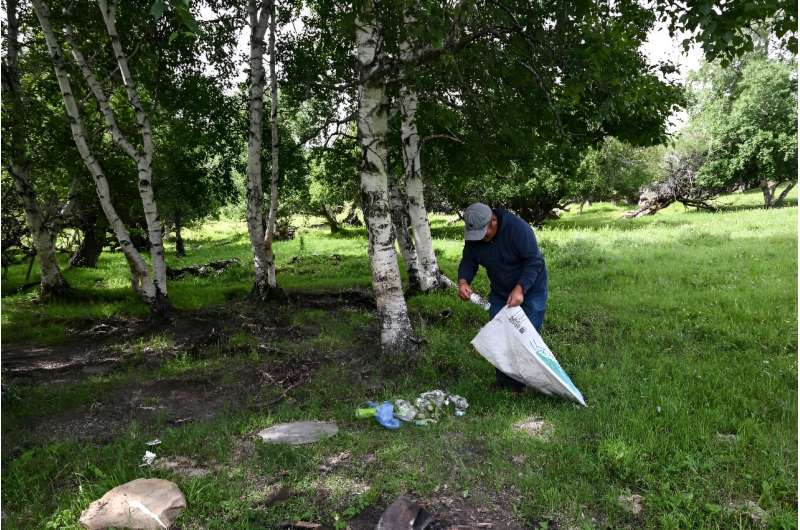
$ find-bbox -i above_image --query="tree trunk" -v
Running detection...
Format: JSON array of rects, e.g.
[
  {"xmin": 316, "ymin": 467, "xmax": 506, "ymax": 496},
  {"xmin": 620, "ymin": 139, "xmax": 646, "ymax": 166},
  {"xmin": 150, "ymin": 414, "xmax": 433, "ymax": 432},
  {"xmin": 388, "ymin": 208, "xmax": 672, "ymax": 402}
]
[
  {"xmin": 245, "ymin": 0, "xmax": 273, "ymax": 299},
  {"xmin": 343, "ymin": 203, "xmax": 362, "ymax": 226},
  {"xmin": 388, "ymin": 169, "xmax": 421, "ymax": 293},
  {"xmin": 70, "ymin": 213, "xmax": 106, "ymax": 268},
  {"xmin": 262, "ymin": 0, "xmax": 281, "ymax": 297},
  {"xmin": 9, "ymin": 168, "xmax": 70, "ymax": 297},
  {"xmin": 33, "ymin": 0, "xmax": 164, "ymax": 314},
  {"xmin": 174, "ymin": 214, "xmax": 186, "ymax": 257},
  {"xmin": 398, "ymin": 19, "xmax": 445, "ymax": 293},
  {"xmin": 96, "ymin": 0, "xmax": 168, "ymax": 300},
  {"xmin": 773, "ymin": 181, "xmax": 795, "ymax": 207},
  {"xmin": 3, "ymin": 0, "xmax": 69, "ymax": 299},
  {"xmin": 321, "ymin": 205, "xmax": 341, "ymax": 234},
  {"xmin": 760, "ymin": 179, "xmax": 779, "ymax": 208},
  {"xmin": 357, "ymin": 8, "xmax": 415, "ymax": 352}
]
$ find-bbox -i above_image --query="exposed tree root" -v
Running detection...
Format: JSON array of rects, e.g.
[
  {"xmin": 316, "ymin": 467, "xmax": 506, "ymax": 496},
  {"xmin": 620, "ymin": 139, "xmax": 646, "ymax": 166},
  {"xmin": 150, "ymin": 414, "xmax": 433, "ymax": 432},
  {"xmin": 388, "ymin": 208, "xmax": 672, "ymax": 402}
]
[{"xmin": 249, "ymin": 283, "xmax": 288, "ymax": 304}]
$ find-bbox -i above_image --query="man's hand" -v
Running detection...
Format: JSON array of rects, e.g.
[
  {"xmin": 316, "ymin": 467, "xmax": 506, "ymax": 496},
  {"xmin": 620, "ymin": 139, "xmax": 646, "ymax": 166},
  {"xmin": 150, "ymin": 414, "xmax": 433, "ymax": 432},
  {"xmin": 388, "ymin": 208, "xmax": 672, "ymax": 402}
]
[
  {"xmin": 506, "ymin": 284, "xmax": 524, "ymax": 307},
  {"xmin": 458, "ymin": 279, "xmax": 473, "ymax": 301}
]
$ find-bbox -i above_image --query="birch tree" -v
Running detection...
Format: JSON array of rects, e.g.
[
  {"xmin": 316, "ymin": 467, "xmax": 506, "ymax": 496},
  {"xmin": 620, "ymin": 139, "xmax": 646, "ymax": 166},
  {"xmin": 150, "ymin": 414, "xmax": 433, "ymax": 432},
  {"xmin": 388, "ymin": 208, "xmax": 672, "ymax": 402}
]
[
  {"xmin": 397, "ymin": 11, "xmax": 448, "ymax": 293},
  {"xmin": 356, "ymin": 5, "xmax": 415, "ymax": 350},
  {"xmin": 264, "ymin": 0, "xmax": 280, "ymax": 292},
  {"xmin": 96, "ymin": 0, "xmax": 168, "ymax": 301},
  {"xmin": 388, "ymin": 168, "xmax": 421, "ymax": 292},
  {"xmin": 245, "ymin": 0, "xmax": 282, "ymax": 301},
  {"xmin": 32, "ymin": 0, "xmax": 168, "ymax": 316},
  {"xmin": 2, "ymin": 0, "xmax": 70, "ymax": 298}
]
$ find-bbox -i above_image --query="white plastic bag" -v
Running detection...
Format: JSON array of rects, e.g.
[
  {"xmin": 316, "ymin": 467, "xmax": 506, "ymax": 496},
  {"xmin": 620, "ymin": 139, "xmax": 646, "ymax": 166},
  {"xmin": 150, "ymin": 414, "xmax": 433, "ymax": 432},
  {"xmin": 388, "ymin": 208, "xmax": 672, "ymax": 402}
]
[{"xmin": 471, "ymin": 305, "xmax": 586, "ymax": 406}]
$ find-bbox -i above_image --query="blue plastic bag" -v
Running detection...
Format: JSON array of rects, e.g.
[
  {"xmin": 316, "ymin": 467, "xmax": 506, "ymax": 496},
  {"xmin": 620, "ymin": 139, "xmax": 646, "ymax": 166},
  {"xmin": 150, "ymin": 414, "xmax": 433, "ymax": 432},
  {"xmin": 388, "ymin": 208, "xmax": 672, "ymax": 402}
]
[{"xmin": 374, "ymin": 401, "xmax": 401, "ymax": 429}]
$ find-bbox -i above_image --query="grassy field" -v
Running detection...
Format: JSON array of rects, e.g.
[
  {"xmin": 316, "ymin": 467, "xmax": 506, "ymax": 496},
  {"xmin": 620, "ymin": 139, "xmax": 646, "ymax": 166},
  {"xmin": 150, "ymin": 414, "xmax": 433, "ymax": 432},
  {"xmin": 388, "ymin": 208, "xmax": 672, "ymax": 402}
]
[{"xmin": 2, "ymin": 189, "xmax": 797, "ymax": 529}]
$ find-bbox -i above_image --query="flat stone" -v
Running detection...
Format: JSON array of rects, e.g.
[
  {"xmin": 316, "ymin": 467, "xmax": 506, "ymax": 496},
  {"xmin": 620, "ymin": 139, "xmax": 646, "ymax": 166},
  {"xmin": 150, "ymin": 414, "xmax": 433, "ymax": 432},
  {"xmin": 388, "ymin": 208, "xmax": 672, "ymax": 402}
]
[
  {"xmin": 257, "ymin": 421, "xmax": 338, "ymax": 445},
  {"xmin": 377, "ymin": 496, "xmax": 433, "ymax": 530},
  {"xmin": 79, "ymin": 478, "xmax": 186, "ymax": 529}
]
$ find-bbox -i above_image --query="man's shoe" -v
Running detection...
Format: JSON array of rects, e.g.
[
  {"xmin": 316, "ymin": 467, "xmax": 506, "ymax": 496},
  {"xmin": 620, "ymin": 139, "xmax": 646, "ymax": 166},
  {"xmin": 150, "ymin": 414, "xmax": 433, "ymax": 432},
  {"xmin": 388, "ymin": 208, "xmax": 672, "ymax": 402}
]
[{"xmin": 490, "ymin": 381, "xmax": 526, "ymax": 394}]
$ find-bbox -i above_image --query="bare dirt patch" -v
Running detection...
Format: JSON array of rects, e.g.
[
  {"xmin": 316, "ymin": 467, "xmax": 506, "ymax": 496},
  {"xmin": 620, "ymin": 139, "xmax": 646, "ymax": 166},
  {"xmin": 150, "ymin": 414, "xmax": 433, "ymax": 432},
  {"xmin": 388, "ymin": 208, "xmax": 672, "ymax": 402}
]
[
  {"xmin": 2, "ymin": 292, "xmax": 380, "ymax": 457},
  {"xmin": 347, "ymin": 487, "xmax": 527, "ymax": 530},
  {"xmin": 2, "ymin": 290, "xmax": 376, "ymax": 386}
]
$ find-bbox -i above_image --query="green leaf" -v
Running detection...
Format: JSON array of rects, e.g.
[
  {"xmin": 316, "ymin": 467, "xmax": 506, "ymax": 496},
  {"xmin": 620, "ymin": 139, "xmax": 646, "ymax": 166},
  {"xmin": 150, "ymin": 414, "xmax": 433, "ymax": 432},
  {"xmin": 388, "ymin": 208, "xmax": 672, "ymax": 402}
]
[
  {"xmin": 149, "ymin": 0, "xmax": 165, "ymax": 20},
  {"xmin": 177, "ymin": 7, "xmax": 200, "ymax": 34},
  {"xmin": 169, "ymin": 30, "xmax": 179, "ymax": 43}
]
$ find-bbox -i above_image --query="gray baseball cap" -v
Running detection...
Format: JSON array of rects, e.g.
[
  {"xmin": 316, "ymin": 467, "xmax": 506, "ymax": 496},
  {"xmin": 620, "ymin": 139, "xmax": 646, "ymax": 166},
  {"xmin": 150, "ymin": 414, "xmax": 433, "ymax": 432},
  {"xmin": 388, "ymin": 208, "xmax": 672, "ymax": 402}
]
[{"xmin": 463, "ymin": 202, "xmax": 493, "ymax": 241}]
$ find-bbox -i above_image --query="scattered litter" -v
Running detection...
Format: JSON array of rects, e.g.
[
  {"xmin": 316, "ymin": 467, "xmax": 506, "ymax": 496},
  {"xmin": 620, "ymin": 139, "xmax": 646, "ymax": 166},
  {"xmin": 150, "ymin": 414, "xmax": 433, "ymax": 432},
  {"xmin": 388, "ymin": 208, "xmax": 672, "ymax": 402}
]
[
  {"xmin": 451, "ymin": 395, "xmax": 469, "ymax": 417},
  {"xmin": 146, "ymin": 438, "xmax": 162, "ymax": 446},
  {"xmin": 618, "ymin": 493, "xmax": 643, "ymax": 515},
  {"xmin": 356, "ymin": 402, "xmax": 401, "ymax": 429},
  {"xmin": 469, "ymin": 292, "xmax": 491, "ymax": 310},
  {"xmin": 375, "ymin": 402, "xmax": 401, "ymax": 429},
  {"xmin": 356, "ymin": 390, "xmax": 469, "ymax": 430},
  {"xmin": 414, "ymin": 390, "xmax": 469, "ymax": 422},
  {"xmin": 394, "ymin": 399, "xmax": 417, "ymax": 421},
  {"xmin": 140, "ymin": 450, "xmax": 157, "ymax": 467}
]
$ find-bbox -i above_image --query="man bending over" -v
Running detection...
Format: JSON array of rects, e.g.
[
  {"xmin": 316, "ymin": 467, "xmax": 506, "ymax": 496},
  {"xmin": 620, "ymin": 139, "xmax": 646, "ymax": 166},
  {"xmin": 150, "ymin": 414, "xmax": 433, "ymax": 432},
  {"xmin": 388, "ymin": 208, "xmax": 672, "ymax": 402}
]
[{"xmin": 457, "ymin": 202, "xmax": 548, "ymax": 392}]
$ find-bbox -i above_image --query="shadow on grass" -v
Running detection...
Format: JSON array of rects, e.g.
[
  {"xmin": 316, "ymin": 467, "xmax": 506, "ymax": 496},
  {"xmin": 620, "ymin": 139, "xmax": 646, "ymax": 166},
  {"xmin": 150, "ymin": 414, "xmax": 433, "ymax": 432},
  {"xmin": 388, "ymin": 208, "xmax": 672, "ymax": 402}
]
[
  {"xmin": 327, "ymin": 226, "xmax": 368, "ymax": 239},
  {"xmin": 711, "ymin": 198, "xmax": 798, "ymax": 213}
]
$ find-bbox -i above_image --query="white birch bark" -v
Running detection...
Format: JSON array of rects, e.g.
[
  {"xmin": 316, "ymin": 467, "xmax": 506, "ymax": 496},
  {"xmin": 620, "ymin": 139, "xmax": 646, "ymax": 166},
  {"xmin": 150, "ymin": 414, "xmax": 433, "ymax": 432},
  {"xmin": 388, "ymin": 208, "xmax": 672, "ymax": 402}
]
[
  {"xmin": 263, "ymin": 0, "xmax": 279, "ymax": 289},
  {"xmin": 246, "ymin": 0, "xmax": 272, "ymax": 296},
  {"xmin": 32, "ymin": 0, "xmax": 158, "ymax": 306},
  {"xmin": 356, "ymin": 9, "xmax": 414, "ymax": 350},
  {"xmin": 8, "ymin": 166, "xmax": 69, "ymax": 296},
  {"xmin": 399, "ymin": 16, "xmax": 445, "ymax": 292},
  {"xmin": 3, "ymin": 0, "xmax": 69, "ymax": 297},
  {"xmin": 96, "ymin": 0, "xmax": 168, "ymax": 299},
  {"xmin": 388, "ymin": 169, "xmax": 421, "ymax": 292}
]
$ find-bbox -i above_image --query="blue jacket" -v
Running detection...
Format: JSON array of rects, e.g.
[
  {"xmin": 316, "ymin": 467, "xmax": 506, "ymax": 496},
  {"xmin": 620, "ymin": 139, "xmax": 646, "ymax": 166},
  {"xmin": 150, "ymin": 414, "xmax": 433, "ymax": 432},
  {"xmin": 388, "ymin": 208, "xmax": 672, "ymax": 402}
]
[{"xmin": 457, "ymin": 208, "xmax": 548, "ymax": 307}]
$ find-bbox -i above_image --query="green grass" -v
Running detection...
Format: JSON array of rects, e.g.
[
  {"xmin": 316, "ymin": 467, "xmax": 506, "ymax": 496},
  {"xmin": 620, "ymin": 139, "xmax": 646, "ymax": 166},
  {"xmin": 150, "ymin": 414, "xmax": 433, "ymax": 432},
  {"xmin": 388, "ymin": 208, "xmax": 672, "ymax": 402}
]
[{"xmin": 2, "ymin": 188, "xmax": 797, "ymax": 529}]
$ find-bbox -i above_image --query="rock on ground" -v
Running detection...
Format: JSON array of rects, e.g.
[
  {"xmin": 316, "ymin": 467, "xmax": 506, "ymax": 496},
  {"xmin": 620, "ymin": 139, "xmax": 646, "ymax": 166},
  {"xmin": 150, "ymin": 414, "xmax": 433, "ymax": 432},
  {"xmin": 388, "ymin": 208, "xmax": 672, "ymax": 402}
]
[
  {"xmin": 257, "ymin": 421, "xmax": 338, "ymax": 445},
  {"xmin": 79, "ymin": 478, "xmax": 186, "ymax": 530},
  {"xmin": 376, "ymin": 496, "xmax": 433, "ymax": 530}
]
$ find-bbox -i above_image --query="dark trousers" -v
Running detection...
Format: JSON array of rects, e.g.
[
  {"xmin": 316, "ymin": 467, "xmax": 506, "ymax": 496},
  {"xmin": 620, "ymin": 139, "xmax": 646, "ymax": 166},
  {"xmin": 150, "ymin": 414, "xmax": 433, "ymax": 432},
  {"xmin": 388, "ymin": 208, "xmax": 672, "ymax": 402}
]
[{"xmin": 488, "ymin": 294, "xmax": 546, "ymax": 390}]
